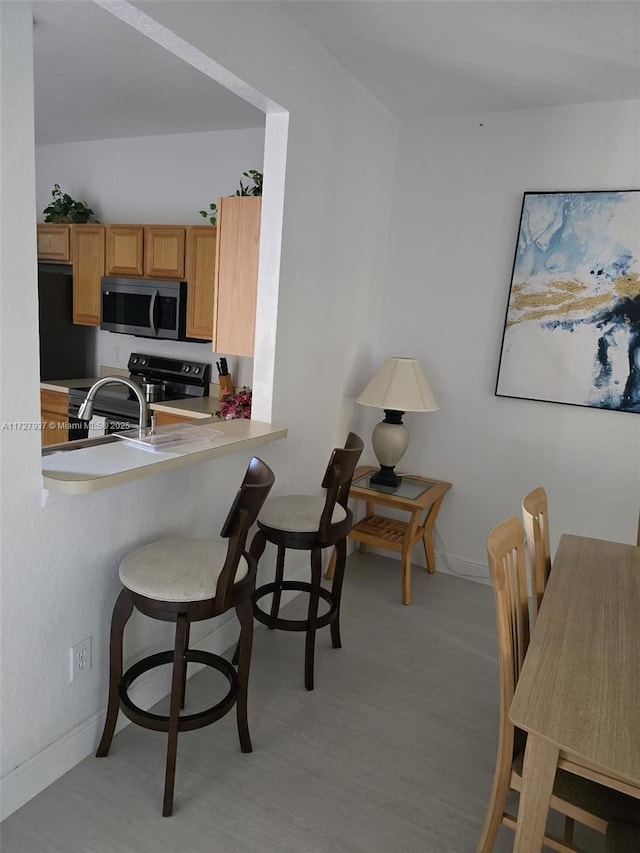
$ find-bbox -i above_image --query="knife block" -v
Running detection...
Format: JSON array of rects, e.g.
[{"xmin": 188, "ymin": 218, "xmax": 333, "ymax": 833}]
[{"xmin": 218, "ymin": 374, "xmax": 234, "ymax": 400}]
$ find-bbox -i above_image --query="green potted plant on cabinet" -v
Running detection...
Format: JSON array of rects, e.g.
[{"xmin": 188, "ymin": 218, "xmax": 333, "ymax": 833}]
[
  {"xmin": 42, "ymin": 184, "xmax": 98, "ymax": 223},
  {"xmin": 198, "ymin": 169, "xmax": 263, "ymax": 226}
]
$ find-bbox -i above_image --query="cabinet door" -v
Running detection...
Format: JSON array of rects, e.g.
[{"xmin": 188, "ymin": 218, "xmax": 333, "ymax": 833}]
[
  {"xmin": 185, "ymin": 226, "xmax": 216, "ymax": 340},
  {"xmin": 37, "ymin": 225, "xmax": 70, "ymax": 261},
  {"xmin": 72, "ymin": 225, "xmax": 105, "ymax": 326},
  {"xmin": 40, "ymin": 389, "xmax": 69, "ymax": 446},
  {"xmin": 144, "ymin": 226, "xmax": 185, "ymax": 278},
  {"xmin": 214, "ymin": 197, "xmax": 261, "ymax": 358},
  {"xmin": 105, "ymin": 225, "xmax": 144, "ymax": 276},
  {"xmin": 152, "ymin": 411, "xmax": 197, "ymax": 427}
]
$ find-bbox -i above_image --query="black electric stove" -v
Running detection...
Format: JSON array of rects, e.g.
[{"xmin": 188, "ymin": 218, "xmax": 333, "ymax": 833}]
[{"xmin": 67, "ymin": 353, "xmax": 211, "ymax": 440}]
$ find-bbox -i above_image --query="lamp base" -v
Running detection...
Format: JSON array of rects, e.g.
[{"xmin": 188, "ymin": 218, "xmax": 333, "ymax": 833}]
[
  {"xmin": 370, "ymin": 412, "xmax": 408, "ymax": 490},
  {"xmin": 370, "ymin": 465, "xmax": 402, "ymax": 489}
]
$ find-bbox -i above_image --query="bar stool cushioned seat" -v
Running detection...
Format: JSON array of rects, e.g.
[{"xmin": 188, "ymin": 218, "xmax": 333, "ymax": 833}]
[
  {"xmin": 119, "ymin": 539, "xmax": 249, "ymax": 600},
  {"xmin": 257, "ymin": 496, "xmax": 347, "ymax": 532},
  {"xmin": 251, "ymin": 432, "xmax": 363, "ymax": 691},
  {"xmin": 95, "ymin": 457, "xmax": 274, "ymax": 817}
]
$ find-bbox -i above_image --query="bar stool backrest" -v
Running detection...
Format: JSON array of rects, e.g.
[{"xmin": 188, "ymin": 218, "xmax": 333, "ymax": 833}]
[
  {"xmin": 318, "ymin": 432, "xmax": 364, "ymax": 541},
  {"xmin": 215, "ymin": 457, "xmax": 275, "ymax": 610}
]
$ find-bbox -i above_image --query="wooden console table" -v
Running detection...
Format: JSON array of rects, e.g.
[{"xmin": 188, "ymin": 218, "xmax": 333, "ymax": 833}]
[{"xmin": 327, "ymin": 466, "xmax": 451, "ymax": 604}]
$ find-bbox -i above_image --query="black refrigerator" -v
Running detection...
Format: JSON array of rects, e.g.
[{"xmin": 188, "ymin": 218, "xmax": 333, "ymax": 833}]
[{"xmin": 38, "ymin": 265, "xmax": 96, "ymax": 380}]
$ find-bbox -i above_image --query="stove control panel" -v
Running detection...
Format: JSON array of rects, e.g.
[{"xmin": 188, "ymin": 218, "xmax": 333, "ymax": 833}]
[{"xmin": 127, "ymin": 353, "xmax": 210, "ymax": 390}]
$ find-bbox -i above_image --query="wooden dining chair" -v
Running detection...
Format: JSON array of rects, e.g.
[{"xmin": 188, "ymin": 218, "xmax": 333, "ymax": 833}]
[
  {"xmin": 522, "ymin": 486, "xmax": 552, "ymax": 618},
  {"xmin": 478, "ymin": 516, "xmax": 640, "ymax": 853}
]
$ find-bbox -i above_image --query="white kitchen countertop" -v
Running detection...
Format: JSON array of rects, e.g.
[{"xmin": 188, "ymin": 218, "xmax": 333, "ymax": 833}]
[
  {"xmin": 40, "ymin": 378, "xmax": 92, "ymax": 393},
  {"xmin": 42, "ymin": 418, "xmax": 286, "ymax": 495},
  {"xmin": 149, "ymin": 396, "xmax": 220, "ymax": 418}
]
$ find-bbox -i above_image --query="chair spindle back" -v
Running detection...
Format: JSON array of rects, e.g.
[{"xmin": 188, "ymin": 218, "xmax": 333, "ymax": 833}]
[{"xmin": 522, "ymin": 486, "xmax": 551, "ymax": 618}]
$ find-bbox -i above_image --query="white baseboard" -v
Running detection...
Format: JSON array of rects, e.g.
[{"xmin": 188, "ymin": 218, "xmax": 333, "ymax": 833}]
[
  {"xmin": 435, "ymin": 551, "xmax": 491, "ymax": 586},
  {"xmin": 351, "ymin": 541, "xmax": 491, "ymax": 587},
  {"xmin": 1, "ymin": 577, "xmax": 307, "ymax": 823}
]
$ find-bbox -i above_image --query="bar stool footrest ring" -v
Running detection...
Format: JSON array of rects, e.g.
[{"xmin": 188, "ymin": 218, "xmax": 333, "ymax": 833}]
[
  {"xmin": 119, "ymin": 649, "xmax": 238, "ymax": 733},
  {"xmin": 253, "ymin": 580, "xmax": 337, "ymax": 631}
]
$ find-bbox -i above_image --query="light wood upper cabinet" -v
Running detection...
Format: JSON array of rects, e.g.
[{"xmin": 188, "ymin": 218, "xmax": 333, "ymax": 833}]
[
  {"xmin": 72, "ymin": 225, "xmax": 105, "ymax": 326},
  {"xmin": 37, "ymin": 224, "xmax": 71, "ymax": 262},
  {"xmin": 104, "ymin": 225, "xmax": 186, "ymax": 279},
  {"xmin": 213, "ymin": 197, "xmax": 261, "ymax": 358},
  {"xmin": 37, "ymin": 220, "xmax": 225, "ymax": 336},
  {"xmin": 185, "ymin": 226, "xmax": 216, "ymax": 340},
  {"xmin": 105, "ymin": 225, "xmax": 144, "ymax": 276},
  {"xmin": 144, "ymin": 226, "xmax": 185, "ymax": 278}
]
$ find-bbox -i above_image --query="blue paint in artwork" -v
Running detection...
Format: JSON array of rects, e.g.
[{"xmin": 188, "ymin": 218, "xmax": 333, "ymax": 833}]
[
  {"xmin": 542, "ymin": 293, "xmax": 640, "ymax": 412},
  {"xmin": 593, "ymin": 294, "xmax": 640, "ymax": 412},
  {"xmin": 515, "ymin": 192, "xmax": 630, "ymax": 285},
  {"xmin": 544, "ymin": 320, "xmax": 577, "ymax": 332},
  {"xmin": 588, "ymin": 252, "xmax": 632, "ymax": 285}
]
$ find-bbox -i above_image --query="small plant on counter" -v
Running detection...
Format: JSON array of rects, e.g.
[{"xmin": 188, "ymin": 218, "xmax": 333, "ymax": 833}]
[
  {"xmin": 198, "ymin": 201, "xmax": 217, "ymax": 226},
  {"xmin": 215, "ymin": 387, "xmax": 252, "ymax": 420},
  {"xmin": 43, "ymin": 184, "xmax": 98, "ymax": 223}
]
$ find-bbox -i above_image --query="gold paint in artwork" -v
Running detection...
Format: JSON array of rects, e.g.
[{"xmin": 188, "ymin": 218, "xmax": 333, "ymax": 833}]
[
  {"xmin": 614, "ymin": 273, "xmax": 640, "ymax": 299},
  {"xmin": 506, "ymin": 277, "xmax": 617, "ymax": 328}
]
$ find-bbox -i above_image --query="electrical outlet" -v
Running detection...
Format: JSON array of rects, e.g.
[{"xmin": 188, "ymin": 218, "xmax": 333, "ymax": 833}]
[{"xmin": 70, "ymin": 637, "xmax": 92, "ymax": 682}]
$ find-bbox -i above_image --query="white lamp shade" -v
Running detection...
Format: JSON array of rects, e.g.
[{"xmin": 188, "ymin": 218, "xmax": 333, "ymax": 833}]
[{"xmin": 356, "ymin": 357, "xmax": 439, "ymax": 412}]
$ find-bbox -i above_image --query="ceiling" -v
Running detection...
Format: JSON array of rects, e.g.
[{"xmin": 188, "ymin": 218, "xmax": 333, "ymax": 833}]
[
  {"xmin": 33, "ymin": 1, "xmax": 640, "ymax": 145},
  {"xmin": 32, "ymin": 1, "xmax": 265, "ymax": 144},
  {"xmin": 282, "ymin": 0, "xmax": 640, "ymax": 119}
]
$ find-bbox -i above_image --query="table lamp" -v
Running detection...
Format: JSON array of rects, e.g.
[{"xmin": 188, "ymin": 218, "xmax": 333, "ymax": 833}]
[{"xmin": 356, "ymin": 357, "xmax": 438, "ymax": 488}]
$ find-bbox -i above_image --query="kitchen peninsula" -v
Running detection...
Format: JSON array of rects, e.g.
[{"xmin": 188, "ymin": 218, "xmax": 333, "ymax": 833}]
[
  {"xmin": 42, "ymin": 417, "xmax": 286, "ymax": 495},
  {"xmin": 39, "ymin": 349, "xmax": 286, "ymax": 495}
]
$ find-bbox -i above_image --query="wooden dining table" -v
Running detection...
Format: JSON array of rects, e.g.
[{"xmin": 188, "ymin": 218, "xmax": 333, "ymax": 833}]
[{"xmin": 509, "ymin": 533, "xmax": 640, "ymax": 851}]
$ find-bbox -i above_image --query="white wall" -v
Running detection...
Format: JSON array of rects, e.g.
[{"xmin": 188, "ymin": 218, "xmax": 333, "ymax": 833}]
[
  {"xmin": 1, "ymin": 0, "xmax": 396, "ymax": 816},
  {"xmin": 376, "ymin": 100, "xmax": 640, "ymax": 581},
  {"xmin": 36, "ymin": 128, "xmax": 265, "ymax": 384},
  {"xmin": 36, "ymin": 129, "xmax": 265, "ymax": 225}
]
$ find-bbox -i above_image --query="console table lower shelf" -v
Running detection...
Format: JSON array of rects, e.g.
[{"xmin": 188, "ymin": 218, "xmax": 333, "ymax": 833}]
[{"xmin": 327, "ymin": 467, "xmax": 452, "ymax": 604}]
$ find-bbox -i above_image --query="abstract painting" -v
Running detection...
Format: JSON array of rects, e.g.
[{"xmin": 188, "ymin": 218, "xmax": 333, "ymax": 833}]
[{"xmin": 496, "ymin": 190, "xmax": 640, "ymax": 413}]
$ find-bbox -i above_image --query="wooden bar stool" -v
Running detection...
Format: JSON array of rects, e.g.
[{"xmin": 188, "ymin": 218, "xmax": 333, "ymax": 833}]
[
  {"xmin": 251, "ymin": 433, "xmax": 363, "ymax": 690},
  {"xmin": 95, "ymin": 457, "xmax": 274, "ymax": 816}
]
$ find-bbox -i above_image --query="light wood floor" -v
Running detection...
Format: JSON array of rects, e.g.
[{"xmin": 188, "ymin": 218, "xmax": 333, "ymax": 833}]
[{"xmin": 1, "ymin": 552, "xmax": 604, "ymax": 852}]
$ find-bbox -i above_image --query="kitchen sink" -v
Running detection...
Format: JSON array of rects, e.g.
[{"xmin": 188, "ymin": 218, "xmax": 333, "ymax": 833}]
[
  {"xmin": 42, "ymin": 425, "xmax": 224, "ymax": 459},
  {"xmin": 115, "ymin": 423, "xmax": 223, "ymax": 451},
  {"xmin": 42, "ymin": 434, "xmax": 121, "ymax": 456}
]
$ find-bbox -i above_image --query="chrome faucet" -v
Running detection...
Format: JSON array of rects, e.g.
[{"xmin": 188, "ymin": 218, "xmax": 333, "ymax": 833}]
[{"xmin": 77, "ymin": 377, "xmax": 153, "ymax": 439}]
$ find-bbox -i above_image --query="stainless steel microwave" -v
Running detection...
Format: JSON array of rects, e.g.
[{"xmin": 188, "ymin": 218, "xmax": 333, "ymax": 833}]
[{"xmin": 100, "ymin": 276, "xmax": 187, "ymax": 340}]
